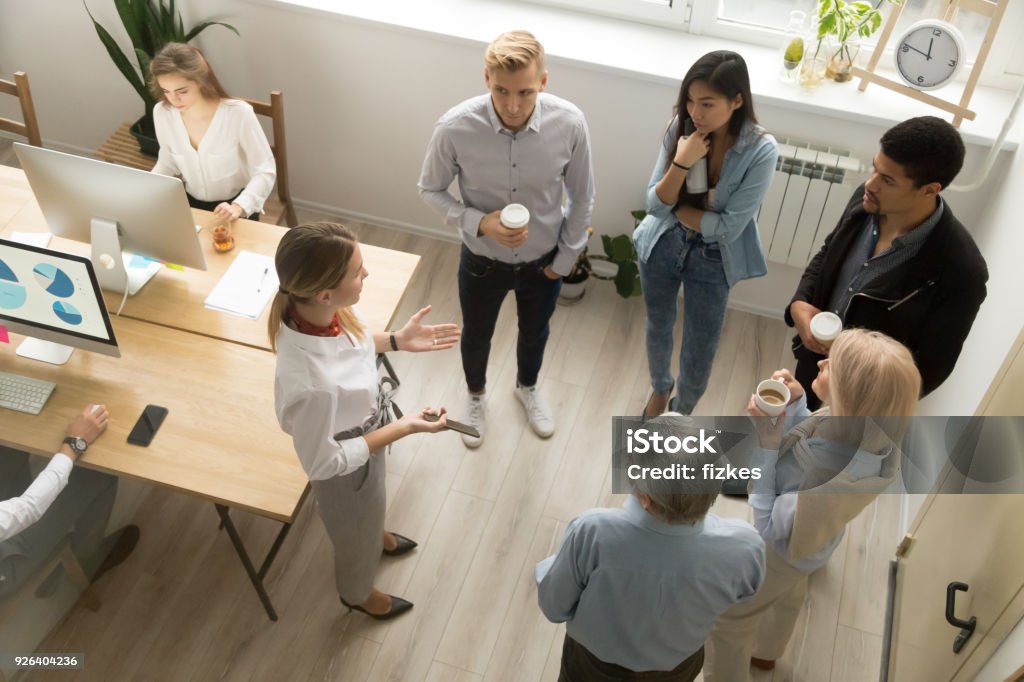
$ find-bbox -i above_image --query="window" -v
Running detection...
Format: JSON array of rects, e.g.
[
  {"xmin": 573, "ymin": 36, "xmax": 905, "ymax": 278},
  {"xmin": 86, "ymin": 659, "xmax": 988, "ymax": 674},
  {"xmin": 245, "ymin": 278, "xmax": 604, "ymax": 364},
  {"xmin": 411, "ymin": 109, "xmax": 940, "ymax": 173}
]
[{"xmin": 527, "ymin": 0, "xmax": 1023, "ymax": 86}]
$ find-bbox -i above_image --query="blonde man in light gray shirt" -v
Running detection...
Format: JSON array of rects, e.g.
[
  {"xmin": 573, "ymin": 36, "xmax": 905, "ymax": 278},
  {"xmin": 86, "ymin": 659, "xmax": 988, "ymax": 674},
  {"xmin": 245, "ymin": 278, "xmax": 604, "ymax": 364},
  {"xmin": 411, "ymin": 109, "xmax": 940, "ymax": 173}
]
[{"xmin": 418, "ymin": 30, "xmax": 595, "ymax": 448}]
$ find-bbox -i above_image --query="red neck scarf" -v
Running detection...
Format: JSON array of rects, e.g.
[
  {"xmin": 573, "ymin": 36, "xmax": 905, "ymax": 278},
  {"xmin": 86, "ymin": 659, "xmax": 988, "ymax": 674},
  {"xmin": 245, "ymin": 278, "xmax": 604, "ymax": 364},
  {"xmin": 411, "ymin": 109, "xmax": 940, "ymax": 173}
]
[{"xmin": 286, "ymin": 304, "xmax": 342, "ymax": 337}]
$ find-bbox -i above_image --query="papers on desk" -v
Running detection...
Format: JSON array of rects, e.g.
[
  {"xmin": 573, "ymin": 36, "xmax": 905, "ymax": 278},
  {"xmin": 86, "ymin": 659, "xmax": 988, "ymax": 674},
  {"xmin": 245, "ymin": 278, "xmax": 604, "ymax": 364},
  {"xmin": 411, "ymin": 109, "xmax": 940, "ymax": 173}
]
[
  {"xmin": 9, "ymin": 231, "xmax": 52, "ymax": 248},
  {"xmin": 204, "ymin": 250, "xmax": 279, "ymax": 320}
]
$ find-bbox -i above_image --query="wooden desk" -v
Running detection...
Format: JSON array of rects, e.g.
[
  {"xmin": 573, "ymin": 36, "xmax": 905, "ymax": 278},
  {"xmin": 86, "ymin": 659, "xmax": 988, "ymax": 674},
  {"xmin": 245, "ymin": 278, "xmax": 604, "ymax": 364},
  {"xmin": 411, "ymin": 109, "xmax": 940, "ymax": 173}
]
[
  {"xmin": 0, "ymin": 165, "xmax": 422, "ymax": 619},
  {"xmin": 0, "ymin": 318, "xmax": 305, "ymax": 522},
  {"xmin": 0, "ymin": 168, "xmax": 421, "ymax": 348}
]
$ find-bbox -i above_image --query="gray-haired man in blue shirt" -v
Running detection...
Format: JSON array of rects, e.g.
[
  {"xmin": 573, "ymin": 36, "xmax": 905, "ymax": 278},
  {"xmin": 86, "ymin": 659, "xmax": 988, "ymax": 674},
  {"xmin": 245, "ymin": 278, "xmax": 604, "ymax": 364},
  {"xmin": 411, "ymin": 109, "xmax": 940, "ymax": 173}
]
[
  {"xmin": 419, "ymin": 30, "xmax": 595, "ymax": 449},
  {"xmin": 536, "ymin": 416, "xmax": 765, "ymax": 681}
]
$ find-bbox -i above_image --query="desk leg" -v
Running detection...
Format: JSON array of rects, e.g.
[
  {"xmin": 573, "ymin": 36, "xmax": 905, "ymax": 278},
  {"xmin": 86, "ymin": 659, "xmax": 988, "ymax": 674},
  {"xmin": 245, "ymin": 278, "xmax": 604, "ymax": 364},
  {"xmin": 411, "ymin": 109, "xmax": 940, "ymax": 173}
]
[
  {"xmin": 214, "ymin": 504, "xmax": 279, "ymax": 621},
  {"xmin": 377, "ymin": 352, "xmax": 401, "ymax": 387},
  {"xmin": 257, "ymin": 483, "xmax": 311, "ymax": 581}
]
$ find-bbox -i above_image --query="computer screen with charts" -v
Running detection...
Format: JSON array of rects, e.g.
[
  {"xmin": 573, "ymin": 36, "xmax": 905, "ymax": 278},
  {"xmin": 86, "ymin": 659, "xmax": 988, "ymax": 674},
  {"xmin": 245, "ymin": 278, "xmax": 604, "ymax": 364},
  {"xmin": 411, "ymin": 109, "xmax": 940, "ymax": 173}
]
[
  {"xmin": 13, "ymin": 142, "xmax": 207, "ymax": 296},
  {"xmin": 0, "ymin": 238, "xmax": 119, "ymax": 363}
]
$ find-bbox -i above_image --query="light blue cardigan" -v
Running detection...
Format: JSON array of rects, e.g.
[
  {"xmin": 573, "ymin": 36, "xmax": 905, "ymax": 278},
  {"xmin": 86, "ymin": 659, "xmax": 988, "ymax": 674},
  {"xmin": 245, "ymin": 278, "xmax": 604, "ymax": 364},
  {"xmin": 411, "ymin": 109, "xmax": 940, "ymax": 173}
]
[{"xmin": 633, "ymin": 117, "xmax": 779, "ymax": 287}]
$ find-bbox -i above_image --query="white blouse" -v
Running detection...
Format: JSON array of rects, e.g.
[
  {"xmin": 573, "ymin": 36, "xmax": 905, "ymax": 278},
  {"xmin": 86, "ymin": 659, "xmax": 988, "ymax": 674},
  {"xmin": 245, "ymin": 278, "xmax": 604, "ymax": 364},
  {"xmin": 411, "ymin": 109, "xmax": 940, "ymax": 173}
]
[
  {"xmin": 151, "ymin": 99, "xmax": 277, "ymax": 216},
  {"xmin": 0, "ymin": 453, "xmax": 72, "ymax": 542},
  {"xmin": 274, "ymin": 312, "xmax": 379, "ymax": 481}
]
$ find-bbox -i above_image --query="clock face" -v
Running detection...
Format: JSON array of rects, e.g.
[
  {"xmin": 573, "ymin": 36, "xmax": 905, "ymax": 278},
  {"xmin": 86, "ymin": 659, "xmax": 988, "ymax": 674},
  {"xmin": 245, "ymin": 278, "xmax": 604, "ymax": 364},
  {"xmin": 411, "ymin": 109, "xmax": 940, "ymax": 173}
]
[{"xmin": 895, "ymin": 21, "xmax": 965, "ymax": 91}]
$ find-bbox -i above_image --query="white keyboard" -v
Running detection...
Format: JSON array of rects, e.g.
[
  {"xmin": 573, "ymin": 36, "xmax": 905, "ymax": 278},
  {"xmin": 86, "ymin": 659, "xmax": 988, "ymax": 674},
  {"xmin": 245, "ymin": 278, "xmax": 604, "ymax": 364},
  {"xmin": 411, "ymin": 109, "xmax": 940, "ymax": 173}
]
[{"xmin": 0, "ymin": 371, "xmax": 56, "ymax": 415}]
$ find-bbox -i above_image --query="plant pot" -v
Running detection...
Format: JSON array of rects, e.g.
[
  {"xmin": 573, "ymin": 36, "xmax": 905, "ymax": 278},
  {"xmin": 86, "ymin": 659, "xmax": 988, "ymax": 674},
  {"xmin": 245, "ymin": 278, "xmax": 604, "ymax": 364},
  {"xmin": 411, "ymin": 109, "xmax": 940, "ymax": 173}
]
[
  {"xmin": 129, "ymin": 116, "xmax": 160, "ymax": 157},
  {"xmin": 826, "ymin": 40, "xmax": 860, "ymax": 82},
  {"xmin": 557, "ymin": 280, "xmax": 588, "ymax": 305}
]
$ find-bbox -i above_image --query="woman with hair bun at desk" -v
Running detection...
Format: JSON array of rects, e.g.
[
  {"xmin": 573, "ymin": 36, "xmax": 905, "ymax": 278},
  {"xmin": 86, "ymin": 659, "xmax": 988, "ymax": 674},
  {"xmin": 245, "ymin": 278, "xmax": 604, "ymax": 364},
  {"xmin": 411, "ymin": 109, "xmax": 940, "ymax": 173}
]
[
  {"xmin": 148, "ymin": 42, "xmax": 275, "ymax": 224},
  {"xmin": 269, "ymin": 222, "xmax": 460, "ymax": 620}
]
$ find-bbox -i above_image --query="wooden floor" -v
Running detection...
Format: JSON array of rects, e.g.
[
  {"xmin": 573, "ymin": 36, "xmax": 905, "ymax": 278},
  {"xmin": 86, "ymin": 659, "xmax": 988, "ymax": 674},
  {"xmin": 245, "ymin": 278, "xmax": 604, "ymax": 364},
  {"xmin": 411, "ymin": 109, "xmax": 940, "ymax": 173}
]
[{"xmin": 1, "ymin": 138, "xmax": 893, "ymax": 681}]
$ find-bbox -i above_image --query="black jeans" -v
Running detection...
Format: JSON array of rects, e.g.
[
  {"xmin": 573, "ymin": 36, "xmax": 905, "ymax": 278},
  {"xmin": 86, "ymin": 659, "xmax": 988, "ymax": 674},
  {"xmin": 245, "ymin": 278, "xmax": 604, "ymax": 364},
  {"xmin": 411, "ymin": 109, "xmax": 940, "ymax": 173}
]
[
  {"xmin": 457, "ymin": 245, "xmax": 561, "ymax": 393},
  {"xmin": 558, "ymin": 635, "xmax": 704, "ymax": 682}
]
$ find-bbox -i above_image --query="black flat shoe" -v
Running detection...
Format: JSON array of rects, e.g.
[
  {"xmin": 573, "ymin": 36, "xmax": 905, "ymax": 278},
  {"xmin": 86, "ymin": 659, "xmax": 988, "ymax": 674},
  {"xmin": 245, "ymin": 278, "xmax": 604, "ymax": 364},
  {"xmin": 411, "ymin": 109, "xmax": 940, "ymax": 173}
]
[
  {"xmin": 641, "ymin": 392, "xmax": 672, "ymax": 421},
  {"xmin": 382, "ymin": 532, "xmax": 417, "ymax": 557},
  {"xmin": 340, "ymin": 594, "xmax": 414, "ymax": 620}
]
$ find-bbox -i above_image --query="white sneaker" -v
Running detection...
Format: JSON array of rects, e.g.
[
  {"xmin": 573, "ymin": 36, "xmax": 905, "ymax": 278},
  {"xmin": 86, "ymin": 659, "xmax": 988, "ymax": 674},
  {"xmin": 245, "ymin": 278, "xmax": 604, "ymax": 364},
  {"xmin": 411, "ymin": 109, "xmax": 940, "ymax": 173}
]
[
  {"xmin": 514, "ymin": 384, "xmax": 554, "ymax": 438},
  {"xmin": 462, "ymin": 394, "xmax": 486, "ymax": 448}
]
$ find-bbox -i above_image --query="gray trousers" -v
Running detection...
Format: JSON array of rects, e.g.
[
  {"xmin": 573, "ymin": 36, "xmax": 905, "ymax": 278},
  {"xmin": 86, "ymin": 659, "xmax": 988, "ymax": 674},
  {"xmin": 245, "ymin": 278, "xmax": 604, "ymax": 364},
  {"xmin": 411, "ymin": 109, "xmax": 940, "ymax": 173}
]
[
  {"xmin": 0, "ymin": 448, "xmax": 118, "ymax": 599},
  {"xmin": 311, "ymin": 451, "xmax": 385, "ymax": 604}
]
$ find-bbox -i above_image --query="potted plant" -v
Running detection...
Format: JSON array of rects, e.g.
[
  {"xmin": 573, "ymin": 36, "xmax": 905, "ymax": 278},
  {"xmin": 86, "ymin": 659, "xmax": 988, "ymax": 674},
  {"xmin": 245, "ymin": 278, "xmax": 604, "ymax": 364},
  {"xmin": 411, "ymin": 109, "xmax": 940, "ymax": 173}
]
[
  {"xmin": 86, "ymin": 0, "xmax": 238, "ymax": 155},
  {"xmin": 558, "ymin": 227, "xmax": 593, "ymax": 305},
  {"xmin": 588, "ymin": 210, "xmax": 644, "ymax": 299},
  {"xmin": 814, "ymin": 0, "xmax": 900, "ymax": 82}
]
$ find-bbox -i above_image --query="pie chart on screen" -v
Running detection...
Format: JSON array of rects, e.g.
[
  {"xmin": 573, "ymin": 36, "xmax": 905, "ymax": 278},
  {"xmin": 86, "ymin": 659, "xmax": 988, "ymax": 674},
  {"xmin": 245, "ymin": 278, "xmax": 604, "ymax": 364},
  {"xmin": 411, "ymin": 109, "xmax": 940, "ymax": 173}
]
[
  {"xmin": 33, "ymin": 263, "xmax": 75, "ymax": 298},
  {"xmin": 52, "ymin": 301, "xmax": 83, "ymax": 325},
  {"xmin": 0, "ymin": 258, "xmax": 27, "ymax": 310}
]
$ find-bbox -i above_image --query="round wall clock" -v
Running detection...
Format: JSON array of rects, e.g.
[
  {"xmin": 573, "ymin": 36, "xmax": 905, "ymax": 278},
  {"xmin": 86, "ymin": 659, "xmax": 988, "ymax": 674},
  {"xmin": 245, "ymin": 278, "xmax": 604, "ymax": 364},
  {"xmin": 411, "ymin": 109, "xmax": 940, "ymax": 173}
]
[{"xmin": 894, "ymin": 19, "xmax": 967, "ymax": 91}]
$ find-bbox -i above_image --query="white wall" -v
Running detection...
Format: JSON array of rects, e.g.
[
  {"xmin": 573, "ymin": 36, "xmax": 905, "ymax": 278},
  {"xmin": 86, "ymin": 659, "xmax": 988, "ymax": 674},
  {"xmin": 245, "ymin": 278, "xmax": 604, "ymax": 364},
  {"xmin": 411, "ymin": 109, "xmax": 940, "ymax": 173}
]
[{"xmin": 1, "ymin": 0, "xmax": 1019, "ymax": 413}]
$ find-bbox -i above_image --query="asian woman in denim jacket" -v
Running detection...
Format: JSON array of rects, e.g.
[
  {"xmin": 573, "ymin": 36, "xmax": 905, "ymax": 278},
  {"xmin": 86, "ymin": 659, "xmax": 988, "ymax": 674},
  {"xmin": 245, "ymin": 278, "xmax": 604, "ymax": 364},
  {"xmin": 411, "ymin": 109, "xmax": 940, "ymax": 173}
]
[{"xmin": 635, "ymin": 51, "xmax": 778, "ymax": 416}]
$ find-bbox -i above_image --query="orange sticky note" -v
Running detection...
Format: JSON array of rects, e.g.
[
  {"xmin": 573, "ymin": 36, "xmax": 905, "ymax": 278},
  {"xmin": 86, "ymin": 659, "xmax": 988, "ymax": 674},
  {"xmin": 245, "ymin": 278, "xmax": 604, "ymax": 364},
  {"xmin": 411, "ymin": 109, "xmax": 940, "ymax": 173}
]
[{"xmin": 0, "ymin": 325, "xmax": 8, "ymax": 344}]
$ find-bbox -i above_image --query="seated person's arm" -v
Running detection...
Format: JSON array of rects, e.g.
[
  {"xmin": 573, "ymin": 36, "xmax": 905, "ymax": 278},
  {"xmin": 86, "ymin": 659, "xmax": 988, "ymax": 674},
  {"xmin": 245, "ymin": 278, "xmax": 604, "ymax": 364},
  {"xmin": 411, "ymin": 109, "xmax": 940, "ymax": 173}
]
[
  {"xmin": 220, "ymin": 106, "xmax": 278, "ymax": 221},
  {"xmin": 0, "ymin": 404, "xmax": 108, "ymax": 541}
]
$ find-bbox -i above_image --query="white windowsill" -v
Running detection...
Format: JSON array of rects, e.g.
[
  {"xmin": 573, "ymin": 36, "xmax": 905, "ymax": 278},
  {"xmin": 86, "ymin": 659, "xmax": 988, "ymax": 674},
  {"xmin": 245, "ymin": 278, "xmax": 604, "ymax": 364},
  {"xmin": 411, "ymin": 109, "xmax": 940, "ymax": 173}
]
[{"xmin": 249, "ymin": 0, "xmax": 1020, "ymax": 150}]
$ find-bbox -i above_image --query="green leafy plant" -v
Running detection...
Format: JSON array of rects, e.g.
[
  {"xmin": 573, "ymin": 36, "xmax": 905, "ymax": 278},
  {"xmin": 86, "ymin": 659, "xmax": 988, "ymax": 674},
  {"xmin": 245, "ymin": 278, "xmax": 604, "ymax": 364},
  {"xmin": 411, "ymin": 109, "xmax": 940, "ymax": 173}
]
[
  {"xmin": 815, "ymin": 0, "xmax": 900, "ymax": 66},
  {"xmin": 588, "ymin": 210, "xmax": 644, "ymax": 298},
  {"xmin": 85, "ymin": 0, "xmax": 238, "ymax": 137}
]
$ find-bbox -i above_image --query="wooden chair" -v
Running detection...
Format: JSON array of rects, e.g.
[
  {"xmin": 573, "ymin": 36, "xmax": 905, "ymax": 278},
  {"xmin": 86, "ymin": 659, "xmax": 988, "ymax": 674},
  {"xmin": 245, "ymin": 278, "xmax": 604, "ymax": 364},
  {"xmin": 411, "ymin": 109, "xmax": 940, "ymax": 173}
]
[
  {"xmin": 243, "ymin": 91, "xmax": 298, "ymax": 227},
  {"xmin": 0, "ymin": 537, "xmax": 101, "ymax": 628},
  {"xmin": 0, "ymin": 71, "xmax": 42, "ymax": 147}
]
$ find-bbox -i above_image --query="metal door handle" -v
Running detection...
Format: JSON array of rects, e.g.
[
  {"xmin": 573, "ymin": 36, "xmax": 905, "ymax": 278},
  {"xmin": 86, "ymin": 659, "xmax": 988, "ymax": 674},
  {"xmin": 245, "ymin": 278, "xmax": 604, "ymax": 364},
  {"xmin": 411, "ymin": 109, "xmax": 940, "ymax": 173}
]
[{"xmin": 945, "ymin": 581, "xmax": 977, "ymax": 653}]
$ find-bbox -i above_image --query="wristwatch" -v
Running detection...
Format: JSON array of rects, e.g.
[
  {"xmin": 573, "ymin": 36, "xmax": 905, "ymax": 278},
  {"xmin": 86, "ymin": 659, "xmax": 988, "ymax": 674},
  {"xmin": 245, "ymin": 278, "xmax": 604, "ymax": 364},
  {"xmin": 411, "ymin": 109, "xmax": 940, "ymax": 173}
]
[{"xmin": 62, "ymin": 436, "xmax": 88, "ymax": 458}]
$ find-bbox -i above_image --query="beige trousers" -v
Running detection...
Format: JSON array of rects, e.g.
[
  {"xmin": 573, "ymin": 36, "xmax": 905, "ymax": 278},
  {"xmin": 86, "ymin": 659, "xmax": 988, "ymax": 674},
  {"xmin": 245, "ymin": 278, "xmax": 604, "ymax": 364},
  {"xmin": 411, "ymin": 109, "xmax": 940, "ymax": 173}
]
[{"xmin": 703, "ymin": 548, "xmax": 809, "ymax": 682}]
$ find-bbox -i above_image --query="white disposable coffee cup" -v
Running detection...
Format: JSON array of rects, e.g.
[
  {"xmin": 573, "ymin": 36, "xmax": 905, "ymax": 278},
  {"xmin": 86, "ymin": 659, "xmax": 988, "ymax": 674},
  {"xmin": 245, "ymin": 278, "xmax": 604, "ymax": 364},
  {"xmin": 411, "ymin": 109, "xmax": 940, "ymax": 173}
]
[
  {"xmin": 500, "ymin": 203, "xmax": 530, "ymax": 230},
  {"xmin": 810, "ymin": 312, "xmax": 842, "ymax": 348},
  {"xmin": 755, "ymin": 379, "xmax": 791, "ymax": 417}
]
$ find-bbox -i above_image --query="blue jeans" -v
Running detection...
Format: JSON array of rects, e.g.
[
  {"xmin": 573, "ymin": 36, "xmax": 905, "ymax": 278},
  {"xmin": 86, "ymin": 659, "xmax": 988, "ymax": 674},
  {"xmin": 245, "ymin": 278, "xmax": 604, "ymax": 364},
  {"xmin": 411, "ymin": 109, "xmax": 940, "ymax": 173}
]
[
  {"xmin": 458, "ymin": 245, "xmax": 562, "ymax": 393},
  {"xmin": 639, "ymin": 224, "xmax": 730, "ymax": 414}
]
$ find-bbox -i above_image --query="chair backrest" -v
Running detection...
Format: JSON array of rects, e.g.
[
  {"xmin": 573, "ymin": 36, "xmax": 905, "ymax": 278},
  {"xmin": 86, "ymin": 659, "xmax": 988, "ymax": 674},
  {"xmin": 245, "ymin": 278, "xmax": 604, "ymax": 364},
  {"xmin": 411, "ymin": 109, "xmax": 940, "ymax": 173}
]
[
  {"xmin": 242, "ymin": 90, "xmax": 297, "ymax": 227},
  {"xmin": 0, "ymin": 71, "xmax": 42, "ymax": 147}
]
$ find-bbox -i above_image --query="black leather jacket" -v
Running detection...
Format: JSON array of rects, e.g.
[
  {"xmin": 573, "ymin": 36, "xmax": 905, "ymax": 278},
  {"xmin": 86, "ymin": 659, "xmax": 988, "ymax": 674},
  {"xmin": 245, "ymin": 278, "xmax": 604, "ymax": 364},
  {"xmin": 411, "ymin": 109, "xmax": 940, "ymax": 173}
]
[{"xmin": 785, "ymin": 186, "xmax": 988, "ymax": 397}]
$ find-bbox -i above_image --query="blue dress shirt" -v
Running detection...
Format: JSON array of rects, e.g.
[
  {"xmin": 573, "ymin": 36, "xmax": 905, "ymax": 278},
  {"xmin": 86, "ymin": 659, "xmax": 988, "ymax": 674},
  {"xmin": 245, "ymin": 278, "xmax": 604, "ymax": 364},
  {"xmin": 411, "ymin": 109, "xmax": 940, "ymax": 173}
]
[{"xmin": 536, "ymin": 496, "xmax": 765, "ymax": 672}]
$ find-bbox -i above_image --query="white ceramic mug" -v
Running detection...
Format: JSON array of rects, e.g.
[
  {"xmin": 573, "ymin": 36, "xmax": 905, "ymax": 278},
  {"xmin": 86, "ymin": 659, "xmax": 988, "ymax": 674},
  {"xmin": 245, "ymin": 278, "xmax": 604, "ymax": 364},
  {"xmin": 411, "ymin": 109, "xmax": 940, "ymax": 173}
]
[{"xmin": 755, "ymin": 379, "xmax": 791, "ymax": 417}]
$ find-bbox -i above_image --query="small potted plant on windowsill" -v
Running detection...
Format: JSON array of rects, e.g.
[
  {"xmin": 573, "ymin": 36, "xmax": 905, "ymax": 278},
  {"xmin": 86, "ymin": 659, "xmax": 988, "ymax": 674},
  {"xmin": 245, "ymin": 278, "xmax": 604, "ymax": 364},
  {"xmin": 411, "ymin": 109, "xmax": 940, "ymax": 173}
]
[
  {"xmin": 813, "ymin": 0, "xmax": 900, "ymax": 83},
  {"xmin": 86, "ymin": 0, "xmax": 238, "ymax": 155}
]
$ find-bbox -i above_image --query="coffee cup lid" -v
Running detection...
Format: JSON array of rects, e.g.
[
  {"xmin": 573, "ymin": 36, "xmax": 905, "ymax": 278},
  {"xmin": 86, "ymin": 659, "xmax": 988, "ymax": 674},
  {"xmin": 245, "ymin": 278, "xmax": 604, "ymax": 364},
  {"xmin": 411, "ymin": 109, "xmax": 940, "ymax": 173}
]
[
  {"xmin": 811, "ymin": 312, "xmax": 842, "ymax": 341},
  {"xmin": 500, "ymin": 203, "xmax": 530, "ymax": 228}
]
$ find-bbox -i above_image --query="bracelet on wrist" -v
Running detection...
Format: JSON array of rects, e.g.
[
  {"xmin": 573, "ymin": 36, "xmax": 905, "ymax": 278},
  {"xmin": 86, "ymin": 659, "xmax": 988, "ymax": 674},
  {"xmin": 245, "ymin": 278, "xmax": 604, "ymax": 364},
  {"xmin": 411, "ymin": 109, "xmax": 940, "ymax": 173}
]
[
  {"xmin": 389, "ymin": 331, "xmax": 399, "ymax": 351},
  {"xmin": 672, "ymin": 160, "xmax": 691, "ymax": 171}
]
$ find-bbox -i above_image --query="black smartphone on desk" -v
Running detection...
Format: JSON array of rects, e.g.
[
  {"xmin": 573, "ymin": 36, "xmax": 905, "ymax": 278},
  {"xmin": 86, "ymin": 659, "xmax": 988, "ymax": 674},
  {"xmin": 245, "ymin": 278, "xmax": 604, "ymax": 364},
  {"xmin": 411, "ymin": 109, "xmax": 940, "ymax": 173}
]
[
  {"xmin": 424, "ymin": 412, "xmax": 480, "ymax": 439},
  {"xmin": 127, "ymin": 404, "xmax": 169, "ymax": 446}
]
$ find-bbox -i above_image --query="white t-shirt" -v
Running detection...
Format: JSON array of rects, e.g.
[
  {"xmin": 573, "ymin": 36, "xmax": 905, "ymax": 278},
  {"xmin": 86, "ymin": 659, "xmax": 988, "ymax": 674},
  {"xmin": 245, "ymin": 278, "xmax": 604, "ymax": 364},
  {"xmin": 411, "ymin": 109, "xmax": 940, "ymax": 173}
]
[
  {"xmin": 0, "ymin": 453, "xmax": 72, "ymax": 542},
  {"xmin": 151, "ymin": 99, "xmax": 277, "ymax": 216},
  {"xmin": 273, "ymin": 312, "xmax": 379, "ymax": 481}
]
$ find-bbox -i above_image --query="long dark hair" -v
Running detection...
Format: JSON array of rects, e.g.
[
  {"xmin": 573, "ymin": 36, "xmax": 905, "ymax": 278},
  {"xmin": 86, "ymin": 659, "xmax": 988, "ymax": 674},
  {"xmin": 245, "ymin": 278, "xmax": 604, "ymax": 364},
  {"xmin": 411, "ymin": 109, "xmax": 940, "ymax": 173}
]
[{"xmin": 670, "ymin": 51, "xmax": 758, "ymax": 208}]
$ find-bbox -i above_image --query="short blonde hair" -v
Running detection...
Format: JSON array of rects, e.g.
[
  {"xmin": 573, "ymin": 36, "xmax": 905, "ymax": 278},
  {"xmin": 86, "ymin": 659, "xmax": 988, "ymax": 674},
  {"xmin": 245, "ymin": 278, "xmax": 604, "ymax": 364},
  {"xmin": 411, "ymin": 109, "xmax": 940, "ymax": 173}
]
[
  {"xmin": 829, "ymin": 329, "xmax": 921, "ymax": 418},
  {"xmin": 485, "ymin": 30, "xmax": 545, "ymax": 73}
]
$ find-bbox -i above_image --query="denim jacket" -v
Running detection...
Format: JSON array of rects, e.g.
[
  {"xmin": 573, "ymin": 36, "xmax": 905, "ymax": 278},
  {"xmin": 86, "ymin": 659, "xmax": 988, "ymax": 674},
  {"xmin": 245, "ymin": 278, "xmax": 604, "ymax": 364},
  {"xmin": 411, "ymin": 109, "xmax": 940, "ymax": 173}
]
[{"xmin": 633, "ymin": 118, "xmax": 778, "ymax": 287}]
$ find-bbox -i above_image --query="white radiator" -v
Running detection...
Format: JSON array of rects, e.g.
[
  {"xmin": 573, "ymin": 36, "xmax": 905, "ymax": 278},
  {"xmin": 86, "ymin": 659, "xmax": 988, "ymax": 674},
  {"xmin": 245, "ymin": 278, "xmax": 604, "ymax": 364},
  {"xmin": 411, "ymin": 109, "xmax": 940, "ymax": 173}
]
[{"xmin": 758, "ymin": 142, "xmax": 864, "ymax": 268}]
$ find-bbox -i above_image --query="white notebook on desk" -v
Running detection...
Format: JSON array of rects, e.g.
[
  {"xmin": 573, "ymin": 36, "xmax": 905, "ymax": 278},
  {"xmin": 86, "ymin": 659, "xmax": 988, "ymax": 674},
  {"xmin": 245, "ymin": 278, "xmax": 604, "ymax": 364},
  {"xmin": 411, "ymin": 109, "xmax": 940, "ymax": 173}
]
[{"xmin": 204, "ymin": 250, "xmax": 278, "ymax": 320}]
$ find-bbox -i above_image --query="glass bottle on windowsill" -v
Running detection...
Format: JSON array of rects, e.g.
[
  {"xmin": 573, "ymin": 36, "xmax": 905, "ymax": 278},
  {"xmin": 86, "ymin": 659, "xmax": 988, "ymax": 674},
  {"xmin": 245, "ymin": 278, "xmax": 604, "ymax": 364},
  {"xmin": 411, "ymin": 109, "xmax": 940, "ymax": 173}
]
[{"xmin": 779, "ymin": 10, "xmax": 807, "ymax": 84}]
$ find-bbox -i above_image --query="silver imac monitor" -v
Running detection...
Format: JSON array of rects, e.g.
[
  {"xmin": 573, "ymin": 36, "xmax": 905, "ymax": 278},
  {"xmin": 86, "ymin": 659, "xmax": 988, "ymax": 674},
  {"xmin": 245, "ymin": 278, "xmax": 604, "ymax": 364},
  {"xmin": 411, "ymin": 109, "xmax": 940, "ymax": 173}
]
[
  {"xmin": 13, "ymin": 142, "xmax": 207, "ymax": 295},
  {"xmin": 0, "ymin": 238, "xmax": 119, "ymax": 364}
]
